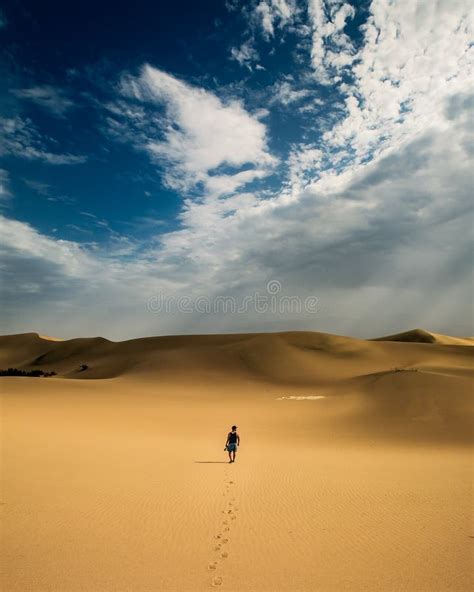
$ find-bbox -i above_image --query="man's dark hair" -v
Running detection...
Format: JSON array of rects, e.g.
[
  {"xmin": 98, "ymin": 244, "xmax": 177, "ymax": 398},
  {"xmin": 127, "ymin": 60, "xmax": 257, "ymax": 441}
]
[{"xmin": 231, "ymin": 425, "xmax": 237, "ymax": 430}]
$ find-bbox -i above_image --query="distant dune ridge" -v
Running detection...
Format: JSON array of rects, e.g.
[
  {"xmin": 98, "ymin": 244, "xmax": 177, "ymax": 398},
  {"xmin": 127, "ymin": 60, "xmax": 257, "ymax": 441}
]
[
  {"xmin": 0, "ymin": 328, "xmax": 472, "ymax": 381},
  {"xmin": 372, "ymin": 327, "xmax": 474, "ymax": 346}
]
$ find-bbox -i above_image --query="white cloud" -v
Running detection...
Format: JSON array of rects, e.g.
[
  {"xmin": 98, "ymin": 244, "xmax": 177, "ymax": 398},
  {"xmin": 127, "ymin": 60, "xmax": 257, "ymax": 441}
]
[
  {"xmin": 149, "ymin": 95, "xmax": 473, "ymax": 336},
  {"xmin": 119, "ymin": 64, "xmax": 276, "ymax": 195},
  {"xmin": 308, "ymin": 0, "xmax": 356, "ymax": 83},
  {"xmin": 322, "ymin": 1, "xmax": 472, "ymax": 163},
  {"xmin": 0, "ymin": 169, "xmax": 11, "ymax": 199},
  {"xmin": 0, "ymin": 116, "xmax": 86, "ymax": 164},
  {"xmin": 0, "ymin": 215, "xmax": 97, "ymax": 278},
  {"xmin": 269, "ymin": 79, "xmax": 312, "ymax": 106},
  {"xmin": 205, "ymin": 168, "xmax": 270, "ymax": 198},
  {"xmin": 11, "ymin": 85, "xmax": 75, "ymax": 116},
  {"xmin": 230, "ymin": 40, "xmax": 261, "ymax": 69},
  {"xmin": 255, "ymin": 1, "xmax": 275, "ymax": 38},
  {"xmin": 254, "ymin": 0, "xmax": 299, "ymax": 39},
  {"xmin": 227, "ymin": 1, "xmax": 300, "ymax": 71},
  {"xmin": 287, "ymin": 144, "xmax": 323, "ymax": 191}
]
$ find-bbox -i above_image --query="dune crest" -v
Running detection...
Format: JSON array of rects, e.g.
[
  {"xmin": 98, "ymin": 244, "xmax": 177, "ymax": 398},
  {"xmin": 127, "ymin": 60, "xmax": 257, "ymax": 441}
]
[
  {"xmin": 372, "ymin": 327, "xmax": 474, "ymax": 346},
  {"xmin": 38, "ymin": 334, "xmax": 64, "ymax": 342}
]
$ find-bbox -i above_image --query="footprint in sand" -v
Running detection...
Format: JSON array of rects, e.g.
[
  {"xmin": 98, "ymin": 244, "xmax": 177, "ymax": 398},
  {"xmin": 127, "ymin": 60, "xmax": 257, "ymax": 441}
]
[{"xmin": 207, "ymin": 477, "xmax": 238, "ymax": 585}]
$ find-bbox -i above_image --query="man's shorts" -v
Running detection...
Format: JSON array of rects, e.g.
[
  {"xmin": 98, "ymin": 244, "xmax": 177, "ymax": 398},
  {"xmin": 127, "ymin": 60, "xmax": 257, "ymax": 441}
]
[{"xmin": 226, "ymin": 443, "xmax": 237, "ymax": 452}]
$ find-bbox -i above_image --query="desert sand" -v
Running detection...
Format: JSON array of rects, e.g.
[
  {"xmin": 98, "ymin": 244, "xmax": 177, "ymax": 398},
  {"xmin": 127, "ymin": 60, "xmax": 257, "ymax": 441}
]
[{"xmin": 0, "ymin": 329, "xmax": 473, "ymax": 591}]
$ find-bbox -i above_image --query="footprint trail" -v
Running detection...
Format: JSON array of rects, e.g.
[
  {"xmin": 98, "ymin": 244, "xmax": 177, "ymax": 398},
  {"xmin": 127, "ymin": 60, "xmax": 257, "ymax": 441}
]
[{"xmin": 205, "ymin": 466, "xmax": 239, "ymax": 587}]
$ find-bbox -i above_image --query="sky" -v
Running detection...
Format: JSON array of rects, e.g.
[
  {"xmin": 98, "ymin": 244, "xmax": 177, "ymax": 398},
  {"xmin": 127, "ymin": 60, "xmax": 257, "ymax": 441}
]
[{"xmin": 0, "ymin": 0, "xmax": 473, "ymax": 340}]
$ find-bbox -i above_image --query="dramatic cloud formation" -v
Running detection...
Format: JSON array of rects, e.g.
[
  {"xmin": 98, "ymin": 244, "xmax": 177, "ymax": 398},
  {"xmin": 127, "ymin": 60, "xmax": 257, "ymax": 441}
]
[
  {"xmin": 0, "ymin": 0, "xmax": 472, "ymax": 339},
  {"xmin": 2, "ymin": 91, "xmax": 472, "ymax": 338}
]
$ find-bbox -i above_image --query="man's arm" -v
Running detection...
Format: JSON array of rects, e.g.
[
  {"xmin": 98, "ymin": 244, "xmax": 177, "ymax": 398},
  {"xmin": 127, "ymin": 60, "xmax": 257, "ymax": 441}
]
[
  {"xmin": 237, "ymin": 434, "xmax": 240, "ymax": 445},
  {"xmin": 225, "ymin": 433, "xmax": 230, "ymax": 446}
]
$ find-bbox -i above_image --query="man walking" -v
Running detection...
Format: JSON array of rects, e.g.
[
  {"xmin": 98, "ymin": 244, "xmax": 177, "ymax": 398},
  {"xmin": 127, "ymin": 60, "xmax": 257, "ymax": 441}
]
[{"xmin": 225, "ymin": 425, "xmax": 240, "ymax": 463}]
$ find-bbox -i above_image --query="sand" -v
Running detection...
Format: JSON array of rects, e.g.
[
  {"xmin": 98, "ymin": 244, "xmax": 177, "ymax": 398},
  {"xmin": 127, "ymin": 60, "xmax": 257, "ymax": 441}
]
[{"xmin": 1, "ymin": 330, "xmax": 473, "ymax": 591}]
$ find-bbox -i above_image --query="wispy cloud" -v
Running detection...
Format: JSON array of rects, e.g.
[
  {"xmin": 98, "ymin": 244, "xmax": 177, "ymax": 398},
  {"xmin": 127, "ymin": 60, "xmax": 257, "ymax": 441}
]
[
  {"xmin": 253, "ymin": 0, "xmax": 299, "ymax": 40},
  {"xmin": 24, "ymin": 179, "xmax": 52, "ymax": 196},
  {"xmin": 268, "ymin": 79, "xmax": 312, "ymax": 106},
  {"xmin": 11, "ymin": 85, "xmax": 75, "ymax": 117},
  {"xmin": 230, "ymin": 40, "xmax": 261, "ymax": 70},
  {"xmin": 0, "ymin": 116, "xmax": 86, "ymax": 164},
  {"xmin": 0, "ymin": 169, "xmax": 11, "ymax": 200},
  {"xmin": 23, "ymin": 179, "xmax": 75, "ymax": 204},
  {"xmin": 0, "ymin": 8, "xmax": 7, "ymax": 29},
  {"xmin": 229, "ymin": 0, "xmax": 301, "ymax": 68}
]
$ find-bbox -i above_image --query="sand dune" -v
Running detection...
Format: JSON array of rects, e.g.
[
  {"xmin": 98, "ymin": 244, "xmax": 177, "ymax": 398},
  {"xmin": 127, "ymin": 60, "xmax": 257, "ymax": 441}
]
[
  {"xmin": 1, "ymin": 329, "xmax": 473, "ymax": 591},
  {"xmin": 1, "ymin": 328, "xmax": 473, "ymax": 382},
  {"xmin": 372, "ymin": 327, "xmax": 474, "ymax": 346}
]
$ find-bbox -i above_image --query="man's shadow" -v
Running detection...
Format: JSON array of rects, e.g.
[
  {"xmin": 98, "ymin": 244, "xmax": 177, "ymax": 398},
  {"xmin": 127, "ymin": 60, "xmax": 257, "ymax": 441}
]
[{"xmin": 194, "ymin": 461, "xmax": 228, "ymax": 464}]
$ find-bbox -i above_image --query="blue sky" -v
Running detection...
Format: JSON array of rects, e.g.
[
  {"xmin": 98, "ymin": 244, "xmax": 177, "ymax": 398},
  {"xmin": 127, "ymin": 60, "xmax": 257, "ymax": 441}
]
[{"xmin": 0, "ymin": 0, "xmax": 473, "ymax": 339}]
